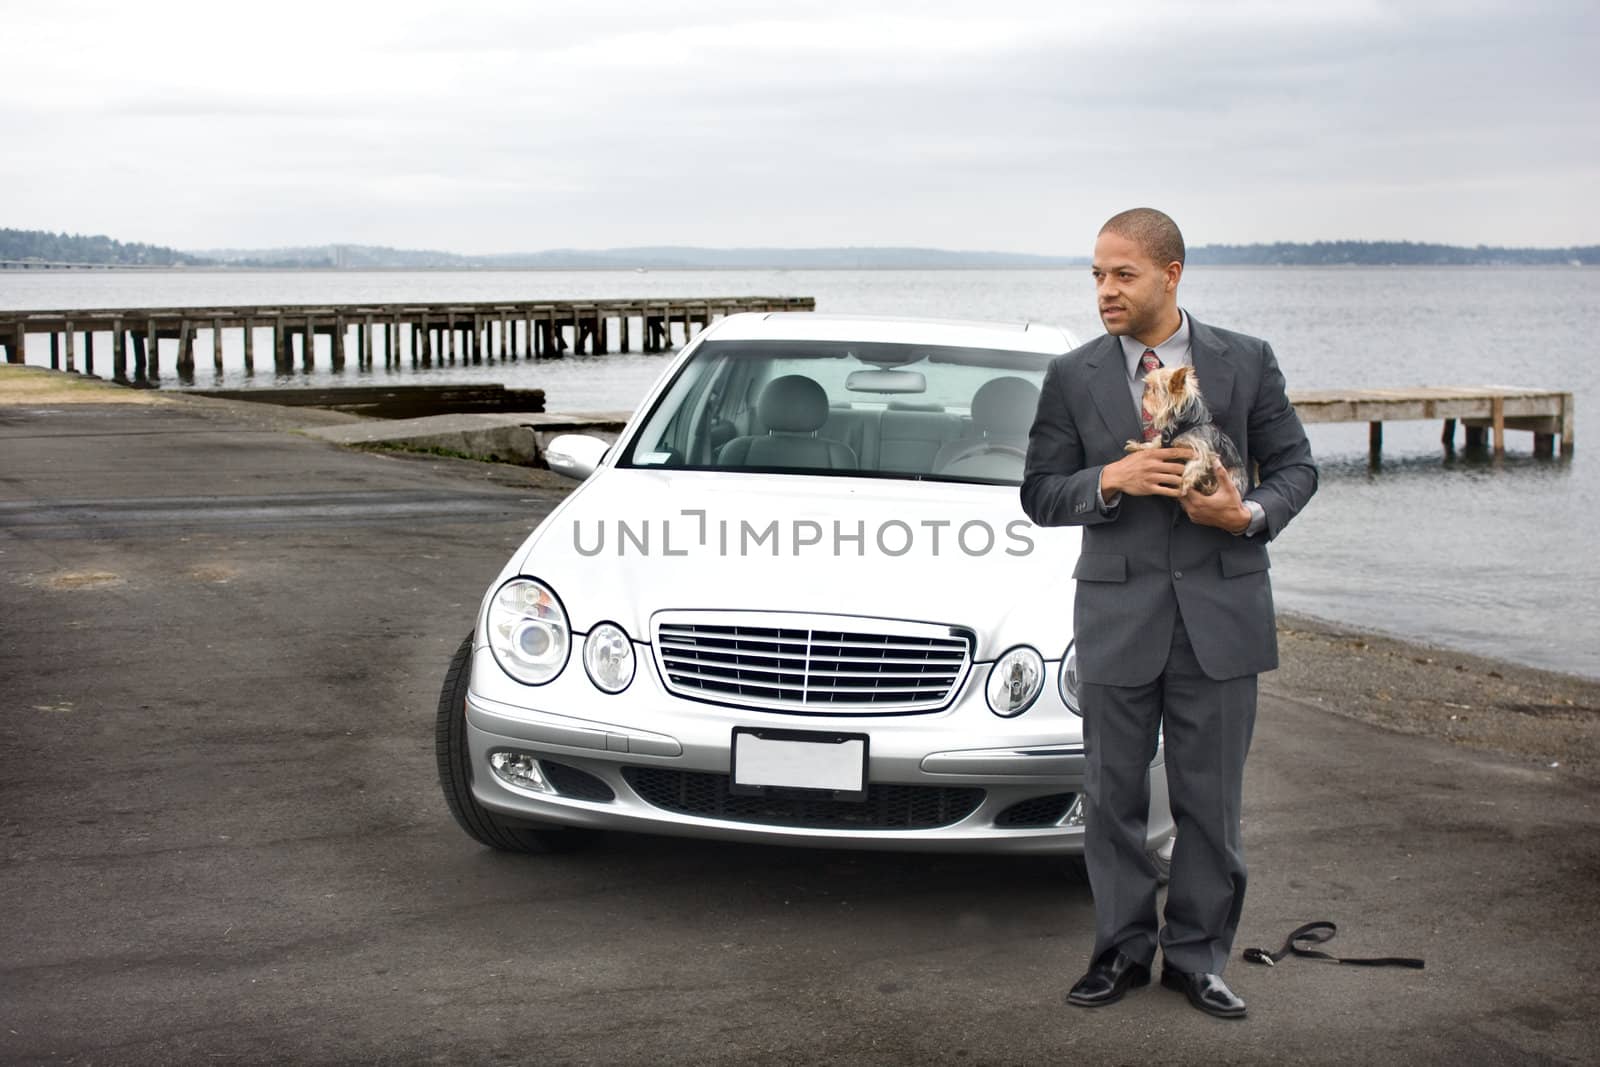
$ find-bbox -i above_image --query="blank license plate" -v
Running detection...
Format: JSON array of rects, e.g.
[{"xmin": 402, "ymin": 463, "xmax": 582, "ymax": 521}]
[{"xmin": 730, "ymin": 728, "xmax": 869, "ymax": 800}]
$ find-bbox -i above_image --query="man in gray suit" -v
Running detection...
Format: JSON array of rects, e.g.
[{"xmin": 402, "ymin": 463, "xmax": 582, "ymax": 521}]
[{"xmin": 1021, "ymin": 208, "xmax": 1317, "ymax": 1019}]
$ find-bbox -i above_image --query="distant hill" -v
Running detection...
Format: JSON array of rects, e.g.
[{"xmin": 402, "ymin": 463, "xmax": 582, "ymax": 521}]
[
  {"xmin": 9, "ymin": 228, "xmax": 1598, "ymax": 269},
  {"xmin": 1, "ymin": 227, "xmax": 212, "ymax": 267},
  {"xmin": 190, "ymin": 243, "xmax": 474, "ymax": 269},
  {"xmin": 194, "ymin": 240, "xmax": 1600, "ymax": 269},
  {"xmin": 189, "ymin": 244, "xmax": 1080, "ymax": 269},
  {"xmin": 1188, "ymin": 240, "xmax": 1600, "ymax": 266}
]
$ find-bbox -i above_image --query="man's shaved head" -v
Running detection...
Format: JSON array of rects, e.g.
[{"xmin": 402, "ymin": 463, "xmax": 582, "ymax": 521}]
[{"xmin": 1100, "ymin": 208, "xmax": 1186, "ymax": 268}]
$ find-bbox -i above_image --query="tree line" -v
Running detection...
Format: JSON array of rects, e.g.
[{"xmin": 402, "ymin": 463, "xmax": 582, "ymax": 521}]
[
  {"xmin": 1, "ymin": 228, "xmax": 212, "ymax": 266},
  {"xmin": 1189, "ymin": 240, "xmax": 1599, "ymax": 266}
]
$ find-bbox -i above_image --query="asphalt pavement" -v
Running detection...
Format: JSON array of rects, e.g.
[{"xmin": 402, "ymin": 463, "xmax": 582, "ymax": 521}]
[{"xmin": 1, "ymin": 399, "xmax": 1594, "ymax": 1065}]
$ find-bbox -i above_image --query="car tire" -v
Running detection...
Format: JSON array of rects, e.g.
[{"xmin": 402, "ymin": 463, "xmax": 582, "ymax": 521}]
[{"xmin": 435, "ymin": 634, "xmax": 594, "ymax": 854}]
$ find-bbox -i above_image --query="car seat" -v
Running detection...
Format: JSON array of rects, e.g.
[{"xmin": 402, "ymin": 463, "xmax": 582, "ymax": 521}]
[
  {"xmin": 716, "ymin": 375, "xmax": 858, "ymax": 470},
  {"xmin": 931, "ymin": 376, "xmax": 1041, "ymax": 473}
]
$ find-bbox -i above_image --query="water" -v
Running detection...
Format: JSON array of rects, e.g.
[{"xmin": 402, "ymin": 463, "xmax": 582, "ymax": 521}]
[{"xmin": 4, "ymin": 266, "xmax": 1595, "ymax": 678}]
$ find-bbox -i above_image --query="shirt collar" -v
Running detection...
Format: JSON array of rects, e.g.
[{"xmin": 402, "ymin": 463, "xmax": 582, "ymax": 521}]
[{"xmin": 1119, "ymin": 309, "xmax": 1191, "ymax": 378}]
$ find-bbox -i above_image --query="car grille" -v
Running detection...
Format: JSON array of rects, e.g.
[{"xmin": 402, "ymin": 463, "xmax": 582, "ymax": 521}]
[
  {"xmin": 994, "ymin": 793, "xmax": 1077, "ymax": 828},
  {"xmin": 652, "ymin": 611, "xmax": 972, "ymax": 713},
  {"xmin": 623, "ymin": 767, "xmax": 984, "ymax": 830}
]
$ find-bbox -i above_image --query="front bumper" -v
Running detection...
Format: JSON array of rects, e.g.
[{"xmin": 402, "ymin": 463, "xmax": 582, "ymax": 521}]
[{"xmin": 463, "ymin": 645, "xmax": 1174, "ymax": 854}]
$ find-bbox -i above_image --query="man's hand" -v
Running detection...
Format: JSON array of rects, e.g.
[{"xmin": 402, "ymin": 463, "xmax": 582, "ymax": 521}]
[
  {"xmin": 1179, "ymin": 459, "xmax": 1251, "ymax": 533},
  {"xmin": 1101, "ymin": 447, "xmax": 1193, "ymax": 499}
]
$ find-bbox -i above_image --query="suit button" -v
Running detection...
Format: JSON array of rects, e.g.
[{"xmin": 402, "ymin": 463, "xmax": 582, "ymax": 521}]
[{"xmin": 1173, "ymin": 570, "xmax": 1183, "ymax": 580}]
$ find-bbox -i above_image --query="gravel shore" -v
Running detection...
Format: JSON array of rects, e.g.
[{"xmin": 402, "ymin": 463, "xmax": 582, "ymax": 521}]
[{"xmin": 1268, "ymin": 611, "xmax": 1600, "ymax": 780}]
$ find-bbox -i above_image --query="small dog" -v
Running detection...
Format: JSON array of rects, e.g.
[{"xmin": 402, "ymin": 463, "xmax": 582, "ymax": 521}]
[{"xmin": 1125, "ymin": 364, "xmax": 1248, "ymax": 497}]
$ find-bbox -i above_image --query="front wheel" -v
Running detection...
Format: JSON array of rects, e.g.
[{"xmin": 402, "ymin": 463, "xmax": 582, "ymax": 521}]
[{"xmin": 434, "ymin": 634, "xmax": 594, "ymax": 854}]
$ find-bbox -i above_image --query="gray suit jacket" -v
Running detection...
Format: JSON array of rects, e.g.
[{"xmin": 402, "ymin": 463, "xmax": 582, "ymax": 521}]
[{"xmin": 1020, "ymin": 315, "xmax": 1317, "ymax": 686}]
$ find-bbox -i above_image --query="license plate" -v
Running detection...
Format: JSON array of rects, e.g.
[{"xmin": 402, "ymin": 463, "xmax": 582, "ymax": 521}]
[{"xmin": 730, "ymin": 728, "xmax": 869, "ymax": 801}]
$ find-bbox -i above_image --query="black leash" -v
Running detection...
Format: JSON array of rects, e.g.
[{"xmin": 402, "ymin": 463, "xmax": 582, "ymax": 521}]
[{"xmin": 1243, "ymin": 921, "xmax": 1424, "ymax": 969}]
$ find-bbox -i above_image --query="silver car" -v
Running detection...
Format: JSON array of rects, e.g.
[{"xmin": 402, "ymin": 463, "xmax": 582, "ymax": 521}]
[{"xmin": 436, "ymin": 313, "xmax": 1174, "ymax": 871}]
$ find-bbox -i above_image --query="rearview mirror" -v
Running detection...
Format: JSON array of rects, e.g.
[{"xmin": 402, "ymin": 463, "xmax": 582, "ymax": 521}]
[{"xmin": 846, "ymin": 369, "xmax": 927, "ymax": 394}]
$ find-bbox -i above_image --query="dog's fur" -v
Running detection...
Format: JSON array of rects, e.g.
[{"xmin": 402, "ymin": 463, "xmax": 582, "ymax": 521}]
[{"xmin": 1125, "ymin": 364, "xmax": 1248, "ymax": 497}]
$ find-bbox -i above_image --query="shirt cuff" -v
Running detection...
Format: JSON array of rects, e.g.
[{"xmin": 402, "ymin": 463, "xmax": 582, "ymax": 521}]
[
  {"xmin": 1237, "ymin": 499, "xmax": 1266, "ymax": 536},
  {"xmin": 1096, "ymin": 472, "xmax": 1120, "ymax": 514}
]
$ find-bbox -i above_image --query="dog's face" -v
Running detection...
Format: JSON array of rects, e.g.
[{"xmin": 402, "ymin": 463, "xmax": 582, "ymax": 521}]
[{"xmin": 1141, "ymin": 364, "xmax": 1207, "ymax": 430}]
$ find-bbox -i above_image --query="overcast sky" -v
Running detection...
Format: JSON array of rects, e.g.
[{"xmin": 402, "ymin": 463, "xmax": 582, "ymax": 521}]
[{"xmin": 3, "ymin": 0, "xmax": 1596, "ymax": 254}]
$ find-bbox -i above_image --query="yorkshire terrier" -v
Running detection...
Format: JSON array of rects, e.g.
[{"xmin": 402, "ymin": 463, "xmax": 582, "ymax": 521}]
[{"xmin": 1125, "ymin": 364, "xmax": 1248, "ymax": 497}]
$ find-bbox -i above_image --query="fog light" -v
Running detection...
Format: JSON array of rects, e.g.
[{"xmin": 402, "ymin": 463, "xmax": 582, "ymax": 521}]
[
  {"xmin": 490, "ymin": 751, "xmax": 554, "ymax": 793},
  {"xmin": 1058, "ymin": 794, "xmax": 1085, "ymax": 828}
]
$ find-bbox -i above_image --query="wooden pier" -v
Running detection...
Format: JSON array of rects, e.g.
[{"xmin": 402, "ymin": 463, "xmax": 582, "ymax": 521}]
[
  {"xmin": 0, "ymin": 296, "xmax": 814, "ymax": 382},
  {"xmin": 1291, "ymin": 386, "xmax": 1575, "ymax": 458}
]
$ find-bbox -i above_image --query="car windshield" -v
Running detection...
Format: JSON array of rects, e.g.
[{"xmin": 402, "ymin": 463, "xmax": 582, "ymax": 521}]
[{"xmin": 618, "ymin": 339, "xmax": 1051, "ymax": 485}]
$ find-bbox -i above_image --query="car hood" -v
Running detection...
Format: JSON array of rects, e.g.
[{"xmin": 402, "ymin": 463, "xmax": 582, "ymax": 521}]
[{"xmin": 513, "ymin": 468, "xmax": 1081, "ymax": 661}]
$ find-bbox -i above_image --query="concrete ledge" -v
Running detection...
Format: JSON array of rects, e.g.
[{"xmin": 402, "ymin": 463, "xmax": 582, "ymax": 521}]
[
  {"xmin": 190, "ymin": 384, "xmax": 547, "ymax": 420},
  {"xmin": 302, "ymin": 411, "xmax": 631, "ymax": 466}
]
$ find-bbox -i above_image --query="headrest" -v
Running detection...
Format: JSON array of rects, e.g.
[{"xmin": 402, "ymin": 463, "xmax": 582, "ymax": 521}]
[
  {"xmin": 971, "ymin": 376, "xmax": 1041, "ymax": 436},
  {"xmin": 758, "ymin": 375, "xmax": 829, "ymax": 433}
]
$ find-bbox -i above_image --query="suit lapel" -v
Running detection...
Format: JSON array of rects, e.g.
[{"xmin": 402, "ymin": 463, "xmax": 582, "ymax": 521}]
[
  {"xmin": 1084, "ymin": 317, "xmax": 1240, "ymax": 450},
  {"xmin": 1187, "ymin": 315, "xmax": 1237, "ymax": 434},
  {"xmin": 1086, "ymin": 336, "xmax": 1144, "ymax": 447}
]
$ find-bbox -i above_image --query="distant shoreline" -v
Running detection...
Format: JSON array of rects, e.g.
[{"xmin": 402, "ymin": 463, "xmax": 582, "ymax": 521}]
[
  {"xmin": 4, "ymin": 262, "xmax": 1595, "ymax": 276},
  {"xmin": 7, "ymin": 227, "xmax": 1598, "ymax": 271}
]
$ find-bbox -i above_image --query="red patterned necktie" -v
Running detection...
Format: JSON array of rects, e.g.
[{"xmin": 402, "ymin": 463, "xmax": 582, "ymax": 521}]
[{"xmin": 1138, "ymin": 349, "xmax": 1162, "ymax": 442}]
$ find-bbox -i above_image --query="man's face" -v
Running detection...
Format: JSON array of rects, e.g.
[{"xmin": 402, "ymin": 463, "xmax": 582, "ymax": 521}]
[{"xmin": 1091, "ymin": 230, "xmax": 1179, "ymax": 339}]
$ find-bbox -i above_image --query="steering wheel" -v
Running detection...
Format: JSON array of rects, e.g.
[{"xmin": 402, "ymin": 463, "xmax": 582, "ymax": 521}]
[{"xmin": 936, "ymin": 441, "xmax": 1028, "ymax": 473}]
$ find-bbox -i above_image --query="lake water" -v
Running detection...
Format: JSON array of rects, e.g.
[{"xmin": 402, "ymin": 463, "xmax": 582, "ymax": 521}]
[{"xmin": 4, "ymin": 266, "xmax": 1595, "ymax": 679}]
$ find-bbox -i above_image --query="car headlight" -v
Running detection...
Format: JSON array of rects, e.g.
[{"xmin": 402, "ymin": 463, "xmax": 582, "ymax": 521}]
[
  {"xmin": 986, "ymin": 646, "xmax": 1044, "ymax": 717},
  {"xmin": 1058, "ymin": 640, "xmax": 1082, "ymax": 716},
  {"xmin": 486, "ymin": 578, "xmax": 570, "ymax": 685},
  {"xmin": 582, "ymin": 621, "xmax": 636, "ymax": 693}
]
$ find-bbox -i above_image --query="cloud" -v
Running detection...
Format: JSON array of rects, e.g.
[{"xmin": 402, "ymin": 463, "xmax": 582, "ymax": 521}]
[{"xmin": 1, "ymin": 0, "xmax": 1595, "ymax": 250}]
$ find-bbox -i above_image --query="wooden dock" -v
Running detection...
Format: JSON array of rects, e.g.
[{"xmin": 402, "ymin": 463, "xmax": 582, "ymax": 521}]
[
  {"xmin": 1290, "ymin": 386, "xmax": 1574, "ymax": 457},
  {"xmin": 0, "ymin": 296, "xmax": 814, "ymax": 382}
]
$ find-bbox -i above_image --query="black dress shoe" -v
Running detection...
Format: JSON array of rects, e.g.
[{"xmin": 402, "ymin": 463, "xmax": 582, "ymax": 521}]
[
  {"xmin": 1160, "ymin": 965, "xmax": 1247, "ymax": 1019},
  {"xmin": 1066, "ymin": 951, "xmax": 1151, "ymax": 1007}
]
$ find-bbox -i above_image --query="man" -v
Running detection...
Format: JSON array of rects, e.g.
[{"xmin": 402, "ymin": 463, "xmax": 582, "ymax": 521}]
[{"xmin": 1020, "ymin": 208, "xmax": 1317, "ymax": 1020}]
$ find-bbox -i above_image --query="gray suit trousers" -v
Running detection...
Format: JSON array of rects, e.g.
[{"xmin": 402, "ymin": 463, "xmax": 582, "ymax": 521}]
[{"xmin": 1082, "ymin": 611, "xmax": 1257, "ymax": 975}]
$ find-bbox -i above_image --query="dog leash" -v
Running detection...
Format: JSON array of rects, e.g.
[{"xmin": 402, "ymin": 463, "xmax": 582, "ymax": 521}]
[{"xmin": 1242, "ymin": 921, "xmax": 1424, "ymax": 969}]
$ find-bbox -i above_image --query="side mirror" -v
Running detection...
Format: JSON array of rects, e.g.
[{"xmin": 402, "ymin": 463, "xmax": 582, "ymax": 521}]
[{"xmin": 543, "ymin": 433, "xmax": 611, "ymax": 481}]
